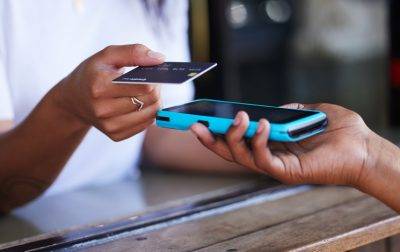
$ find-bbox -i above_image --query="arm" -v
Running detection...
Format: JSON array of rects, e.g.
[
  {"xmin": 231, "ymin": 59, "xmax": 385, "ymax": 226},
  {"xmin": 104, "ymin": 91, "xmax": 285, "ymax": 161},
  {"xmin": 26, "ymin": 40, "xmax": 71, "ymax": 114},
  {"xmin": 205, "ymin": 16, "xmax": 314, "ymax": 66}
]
[
  {"xmin": 0, "ymin": 91, "xmax": 89, "ymax": 212},
  {"xmin": 143, "ymin": 125, "xmax": 248, "ymax": 173},
  {"xmin": 191, "ymin": 103, "xmax": 400, "ymax": 212},
  {"xmin": 0, "ymin": 44, "xmax": 164, "ymax": 213},
  {"xmin": 357, "ymin": 132, "xmax": 400, "ymax": 212}
]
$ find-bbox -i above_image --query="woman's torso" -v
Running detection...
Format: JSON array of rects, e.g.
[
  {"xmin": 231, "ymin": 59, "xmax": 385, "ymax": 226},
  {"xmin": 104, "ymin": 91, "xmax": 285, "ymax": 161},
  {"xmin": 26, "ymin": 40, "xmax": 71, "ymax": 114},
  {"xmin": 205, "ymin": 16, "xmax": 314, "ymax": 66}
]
[{"xmin": 0, "ymin": 0, "xmax": 193, "ymax": 195}]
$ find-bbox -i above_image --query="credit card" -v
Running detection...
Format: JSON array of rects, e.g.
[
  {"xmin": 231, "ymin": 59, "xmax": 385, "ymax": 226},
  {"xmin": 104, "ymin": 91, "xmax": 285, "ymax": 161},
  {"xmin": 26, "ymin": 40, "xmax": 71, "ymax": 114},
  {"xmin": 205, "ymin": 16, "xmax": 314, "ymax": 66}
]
[{"xmin": 112, "ymin": 62, "xmax": 217, "ymax": 85}]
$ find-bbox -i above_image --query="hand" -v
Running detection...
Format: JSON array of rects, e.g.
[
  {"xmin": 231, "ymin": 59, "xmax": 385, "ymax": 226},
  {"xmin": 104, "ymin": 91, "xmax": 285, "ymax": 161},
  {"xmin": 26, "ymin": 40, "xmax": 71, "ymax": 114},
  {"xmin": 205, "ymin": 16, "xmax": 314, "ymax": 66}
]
[
  {"xmin": 190, "ymin": 103, "xmax": 374, "ymax": 187},
  {"xmin": 52, "ymin": 44, "xmax": 164, "ymax": 141}
]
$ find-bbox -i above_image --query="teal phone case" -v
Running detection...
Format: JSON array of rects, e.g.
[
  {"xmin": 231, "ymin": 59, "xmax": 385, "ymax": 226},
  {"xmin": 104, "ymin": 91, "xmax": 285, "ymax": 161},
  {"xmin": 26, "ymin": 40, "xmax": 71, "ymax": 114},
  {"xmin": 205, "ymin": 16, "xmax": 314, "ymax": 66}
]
[{"xmin": 156, "ymin": 99, "xmax": 327, "ymax": 142}]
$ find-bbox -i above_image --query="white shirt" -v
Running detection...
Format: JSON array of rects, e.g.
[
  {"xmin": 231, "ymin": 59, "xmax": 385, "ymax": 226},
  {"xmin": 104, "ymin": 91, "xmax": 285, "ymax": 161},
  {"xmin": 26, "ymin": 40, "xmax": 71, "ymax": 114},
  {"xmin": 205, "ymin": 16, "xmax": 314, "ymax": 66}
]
[{"xmin": 0, "ymin": 0, "xmax": 194, "ymax": 195}]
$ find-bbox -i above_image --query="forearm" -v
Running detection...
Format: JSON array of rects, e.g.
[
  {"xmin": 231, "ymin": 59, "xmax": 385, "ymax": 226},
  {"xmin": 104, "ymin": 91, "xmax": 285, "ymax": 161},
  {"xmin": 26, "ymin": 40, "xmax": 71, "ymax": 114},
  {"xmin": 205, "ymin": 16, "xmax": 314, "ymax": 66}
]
[
  {"xmin": 0, "ymin": 85, "xmax": 89, "ymax": 212},
  {"xmin": 143, "ymin": 126, "xmax": 248, "ymax": 173},
  {"xmin": 357, "ymin": 132, "xmax": 400, "ymax": 212}
]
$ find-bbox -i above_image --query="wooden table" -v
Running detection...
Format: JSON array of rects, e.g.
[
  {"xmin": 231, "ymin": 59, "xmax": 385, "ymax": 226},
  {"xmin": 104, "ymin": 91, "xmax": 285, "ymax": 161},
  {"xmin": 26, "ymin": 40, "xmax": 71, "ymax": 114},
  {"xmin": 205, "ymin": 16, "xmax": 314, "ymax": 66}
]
[
  {"xmin": 2, "ymin": 130, "xmax": 400, "ymax": 251},
  {"xmin": 85, "ymin": 187, "xmax": 400, "ymax": 252},
  {"xmin": 1, "ymin": 185, "xmax": 399, "ymax": 251}
]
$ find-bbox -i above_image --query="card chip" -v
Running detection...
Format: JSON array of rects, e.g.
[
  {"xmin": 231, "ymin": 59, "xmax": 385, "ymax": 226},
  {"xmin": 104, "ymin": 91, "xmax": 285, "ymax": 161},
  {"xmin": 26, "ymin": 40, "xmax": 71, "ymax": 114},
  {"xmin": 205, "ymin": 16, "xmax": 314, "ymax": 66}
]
[{"xmin": 187, "ymin": 72, "xmax": 198, "ymax": 77}]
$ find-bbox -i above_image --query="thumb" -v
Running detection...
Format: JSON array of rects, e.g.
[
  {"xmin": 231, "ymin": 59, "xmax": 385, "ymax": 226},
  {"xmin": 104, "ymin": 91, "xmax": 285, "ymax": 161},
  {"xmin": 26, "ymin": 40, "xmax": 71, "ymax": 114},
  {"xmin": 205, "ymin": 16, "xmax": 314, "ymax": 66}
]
[
  {"xmin": 280, "ymin": 103, "xmax": 305, "ymax": 109},
  {"xmin": 280, "ymin": 103, "xmax": 323, "ymax": 111},
  {"xmin": 95, "ymin": 44, "xmax": 165, "ymax": 67}
]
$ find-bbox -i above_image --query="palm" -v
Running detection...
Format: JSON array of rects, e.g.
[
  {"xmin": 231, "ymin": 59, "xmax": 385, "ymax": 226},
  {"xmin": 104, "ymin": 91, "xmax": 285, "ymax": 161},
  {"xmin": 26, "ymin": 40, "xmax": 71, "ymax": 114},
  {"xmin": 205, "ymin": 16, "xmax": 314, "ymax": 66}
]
[{"xmin": 267, "ymin": 104, "xmax": 369, "ymax": 185}]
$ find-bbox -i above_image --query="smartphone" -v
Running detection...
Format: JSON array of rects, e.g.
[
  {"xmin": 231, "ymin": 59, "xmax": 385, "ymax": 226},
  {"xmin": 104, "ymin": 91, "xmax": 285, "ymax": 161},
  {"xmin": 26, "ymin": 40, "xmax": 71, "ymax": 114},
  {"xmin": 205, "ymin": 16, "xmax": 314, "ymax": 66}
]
[{"xmin": 156, "ymin": 99, "xmax": 328, "ymax": 142}]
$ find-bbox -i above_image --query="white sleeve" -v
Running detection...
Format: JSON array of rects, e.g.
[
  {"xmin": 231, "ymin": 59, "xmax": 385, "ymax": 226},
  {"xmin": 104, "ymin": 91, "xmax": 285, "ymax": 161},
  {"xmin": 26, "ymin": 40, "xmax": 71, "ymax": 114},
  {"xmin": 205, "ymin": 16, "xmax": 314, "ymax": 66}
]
[
  {"xmin": 0, "ymin": 62, "xmax": 14, "ymax": 120},
  {"xmin": 0, "ymin": 3, "xmax": 14, "ymax": 120},
  {"xmin": 160, "ymin": 0, "xmax": 194, "ymax": 108}
]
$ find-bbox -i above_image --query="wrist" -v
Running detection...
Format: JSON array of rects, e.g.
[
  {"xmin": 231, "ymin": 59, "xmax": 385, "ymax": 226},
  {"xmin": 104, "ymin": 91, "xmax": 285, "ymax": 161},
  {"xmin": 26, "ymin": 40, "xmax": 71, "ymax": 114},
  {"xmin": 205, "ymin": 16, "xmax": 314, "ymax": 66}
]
[
  {"xmin": 355, "ymin": 130, "xmax": 400, "ymax": 209},
  {"xmin": 354, "ymin": 130, "xmax": 385, "ymax": 190},
  {"xmin": 45, "ymin": 79, "xmax": 89, "ymax": 132},
  {"xmin": 359, "ymin": 131, "xmax": 382, "ymax": 185}
]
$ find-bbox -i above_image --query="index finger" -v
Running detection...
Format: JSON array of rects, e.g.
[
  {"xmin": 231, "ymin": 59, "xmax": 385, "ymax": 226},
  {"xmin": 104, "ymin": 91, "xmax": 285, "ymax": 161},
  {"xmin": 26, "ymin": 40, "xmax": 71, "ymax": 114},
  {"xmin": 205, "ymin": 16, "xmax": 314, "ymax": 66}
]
[
  {"xmin": 190, "ymin": 123, "xmax": 235, "ymax": 162},
  {"xmin": 94, "ymin": 44, "xmax": 165, "ymax": 68}
]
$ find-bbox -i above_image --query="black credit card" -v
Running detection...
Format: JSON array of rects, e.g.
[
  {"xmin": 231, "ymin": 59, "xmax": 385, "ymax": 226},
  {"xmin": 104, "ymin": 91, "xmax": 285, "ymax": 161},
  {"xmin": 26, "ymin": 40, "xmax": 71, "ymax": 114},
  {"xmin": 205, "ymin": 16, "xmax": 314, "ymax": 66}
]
[{"xmin": 112, "ymin": 62, "xmax": 217, "ymax": 85}]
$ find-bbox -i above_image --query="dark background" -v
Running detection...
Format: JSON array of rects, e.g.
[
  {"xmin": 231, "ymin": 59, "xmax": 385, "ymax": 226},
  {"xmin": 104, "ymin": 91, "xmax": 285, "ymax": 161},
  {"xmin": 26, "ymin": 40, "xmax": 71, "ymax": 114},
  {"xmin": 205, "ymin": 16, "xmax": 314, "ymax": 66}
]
[{"xmin": 189, "ymin": 0, "xmax": 396, "ymax": 131}]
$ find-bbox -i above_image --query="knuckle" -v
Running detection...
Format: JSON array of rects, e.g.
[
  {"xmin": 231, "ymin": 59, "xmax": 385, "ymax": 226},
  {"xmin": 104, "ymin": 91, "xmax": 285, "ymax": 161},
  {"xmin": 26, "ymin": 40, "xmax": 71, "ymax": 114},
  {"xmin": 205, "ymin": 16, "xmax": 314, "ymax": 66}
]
[
  {"xmin": 314, "ymin": 103, "xmax": 326, "ymax": 109},
  {"xmin": 109, "ymin": 134, "xmax": 125, "ymax": 142},
  {"xmin": 93, "ymin": 106, "xmax": 110, "ymax": 119},
  {"xmin": 101, "ymin": 121, "xmax": 120, "ymax": 134},
  {"xmin": 127, "ymin": 44, "xmax": 146, "ymax": 60},
  {"xmin": 90, "ymin": 84, "xmax": 104, "ymax": 98},
  {"xmin": 315, "ymin": 103, "xmax": 334, "ymax": 113},
  {"xmin": 101, "ymin": 45, "xmax": 116, "ymax": 56},
  {"xmin": 89, "ymin": 74, "xmax": 107, "ymax": 97},
  {"xmin": 140, "ymin": 85, "xmax": 154, "ymax": 94},
  {"xmin": 130, "ymin": 44, "xmax": 147, "ymax": 54},
  {"xmin": 148, "ymin": 88, "xmax": 160, "ymax": 101},
  {"xmin": 153, "ymin": 89, "xmax": 161, "ymax": 101},
  {"xmin": 95, "ymin": 70, "xmax": 110, "ymax": 83},
  {"xmin": 349, "ymin": 112, "xmax": 364, "ymax": 125}
]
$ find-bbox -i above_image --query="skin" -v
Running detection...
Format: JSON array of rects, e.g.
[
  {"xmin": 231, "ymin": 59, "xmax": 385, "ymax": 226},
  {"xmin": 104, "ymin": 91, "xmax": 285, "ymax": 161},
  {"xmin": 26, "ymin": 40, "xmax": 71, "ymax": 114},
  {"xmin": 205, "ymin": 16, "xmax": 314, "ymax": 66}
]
[
  {"xmin": 0, "ymin": 44, "xmax": 164, "ymax": 213},
  {"xmin": 191, "ymin": 103, "xmax": 400, "ymax": 212},
  {"xmin": 0, "ymin": 43, "xmax": 244, "ymax": 213}
]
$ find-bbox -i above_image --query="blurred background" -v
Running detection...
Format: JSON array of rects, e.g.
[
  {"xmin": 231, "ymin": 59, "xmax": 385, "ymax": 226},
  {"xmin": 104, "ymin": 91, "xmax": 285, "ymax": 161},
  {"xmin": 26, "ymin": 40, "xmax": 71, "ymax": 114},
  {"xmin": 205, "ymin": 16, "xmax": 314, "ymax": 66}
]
[{"xmin": 190, "ymin": 0, "xmax": 398, "ymax": 132}]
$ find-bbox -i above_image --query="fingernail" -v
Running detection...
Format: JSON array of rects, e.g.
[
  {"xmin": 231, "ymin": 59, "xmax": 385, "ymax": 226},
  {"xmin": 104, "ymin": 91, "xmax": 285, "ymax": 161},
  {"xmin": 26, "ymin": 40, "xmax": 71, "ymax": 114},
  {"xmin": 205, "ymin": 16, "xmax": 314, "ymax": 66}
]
[
  {"xmin": 147, "ymin": 50, "xmax": 165, "ymax": 60},
  {"xmin": 233, "ymin": 114, "xmax": 242, "ymax": 126},
  {"xmin": 256, "ymin": 121, "xmax": 265, "ymax": 134}
]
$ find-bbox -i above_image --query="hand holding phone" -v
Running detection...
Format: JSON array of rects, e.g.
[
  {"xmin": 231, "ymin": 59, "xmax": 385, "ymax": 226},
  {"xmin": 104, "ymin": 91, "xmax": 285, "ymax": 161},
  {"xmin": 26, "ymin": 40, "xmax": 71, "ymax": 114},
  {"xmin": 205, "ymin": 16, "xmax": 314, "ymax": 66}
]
[
  {"xmin": 156, "ymin": 99, "xmax": 327, "ymax": 142},
  {"xmin": 188, "ymin": 102, "xmax": 374, "ymax": 189}
]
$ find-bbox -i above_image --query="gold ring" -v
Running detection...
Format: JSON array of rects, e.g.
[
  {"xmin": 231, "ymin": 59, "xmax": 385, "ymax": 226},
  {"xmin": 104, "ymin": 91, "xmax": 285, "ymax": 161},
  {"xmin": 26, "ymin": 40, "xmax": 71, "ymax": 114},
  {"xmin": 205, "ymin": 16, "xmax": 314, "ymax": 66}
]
[{"xmin": 131, "ymin": 97, "xmax": 144, "ymax": 111}]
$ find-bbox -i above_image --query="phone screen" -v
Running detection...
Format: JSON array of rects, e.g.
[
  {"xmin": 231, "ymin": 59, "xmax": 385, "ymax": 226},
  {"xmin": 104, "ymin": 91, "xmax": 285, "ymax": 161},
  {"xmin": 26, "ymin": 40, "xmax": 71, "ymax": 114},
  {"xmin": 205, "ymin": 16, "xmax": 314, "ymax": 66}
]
[{"xmin": 165, "ymin": 100, "xmax": 318, "ymax": 124}]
